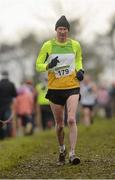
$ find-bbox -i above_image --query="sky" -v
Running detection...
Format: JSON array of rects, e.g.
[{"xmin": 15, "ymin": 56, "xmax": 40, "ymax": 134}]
[{"xmin": 0, "ymin": 0, "xmax": 115, "ymax": 44}]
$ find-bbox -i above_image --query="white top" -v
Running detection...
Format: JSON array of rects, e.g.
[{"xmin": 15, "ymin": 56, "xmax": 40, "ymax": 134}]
[{"xmin": 80, "ymin": 83, "xmax": 97, "ymax": 106}]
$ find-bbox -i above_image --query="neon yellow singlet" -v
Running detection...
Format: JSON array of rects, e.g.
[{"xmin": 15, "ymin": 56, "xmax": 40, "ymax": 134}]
[{"xmin": 36, "ymin": 38, "xmax": 83, "ymax": 89}]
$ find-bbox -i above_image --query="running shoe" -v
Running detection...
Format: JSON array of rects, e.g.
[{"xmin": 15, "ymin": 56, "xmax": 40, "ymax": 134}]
[
  {"xmin": 69, "ymin": 155, "xmax": 80, "ymax": 165},
  {"xmin": 57, "ymin": 149, "xmax": 67, "ymax": 165}
]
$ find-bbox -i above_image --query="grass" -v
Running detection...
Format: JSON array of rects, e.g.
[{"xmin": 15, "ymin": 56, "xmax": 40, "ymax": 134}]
[{"xmin": 0, "ymin": 117, "xmax": 115, "ymax": 179}]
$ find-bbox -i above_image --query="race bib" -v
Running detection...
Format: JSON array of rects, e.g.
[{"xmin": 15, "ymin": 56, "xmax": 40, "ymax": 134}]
[
  {"xmin": 54, "ymin": 65, "xmax": 72, "ymax": 78},
  {"xmin": 48, "ymin": 53, "xmax": 75, "ymax": 78}
]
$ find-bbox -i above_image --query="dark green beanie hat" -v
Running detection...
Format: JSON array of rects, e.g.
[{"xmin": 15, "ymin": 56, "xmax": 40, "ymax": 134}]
[{"xmin": 55, "ymin": 15, "xmax": 70, "ymax": 31}]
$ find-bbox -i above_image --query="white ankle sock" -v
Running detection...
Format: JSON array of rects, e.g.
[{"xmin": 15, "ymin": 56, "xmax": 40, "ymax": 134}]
[
  {"xmin": 69, "ymin": 151, "xmax": 75, "ymax": 157},
  {"xmin": 59, "ymin": 145, "xmax": 65, "ymax": 153}
]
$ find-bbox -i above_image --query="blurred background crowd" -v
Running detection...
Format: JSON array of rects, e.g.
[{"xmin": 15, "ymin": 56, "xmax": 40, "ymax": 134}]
[
  {"xmin": 0, "ymin": 0, "xmax": 115, "ymax": 140},
  {"xmin": 0, "ymin": 70, "xmax": 114, "ymax": 140}
]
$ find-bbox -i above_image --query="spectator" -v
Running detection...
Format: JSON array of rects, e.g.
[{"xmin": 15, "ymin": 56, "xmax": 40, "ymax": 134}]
[
  {"xmin": 80, "ymin": 75, "xmax": 97, "ymax": 126},
  {"xmin": 36, "ymin": 81, "xmax": 54, "ymax": 130},
  {"xmin": 0, "ymin": 71, "xmax": 17, "ymax": 139},
  {"xmin": 109, "ymin": 81, "xmax": 115, "ymax": 117},
  {"xmin": 14, "ymin": 86, "xmax": 34, "ymax": 136},
  {"xmin": 97, "ymin": 84, "xmax": 112, "ymax": 119},
  {"xmin": 23, "ymin": 80, "xmax": 38, "ymax": 130}
]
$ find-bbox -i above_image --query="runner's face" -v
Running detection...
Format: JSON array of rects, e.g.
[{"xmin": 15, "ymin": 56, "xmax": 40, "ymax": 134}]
[{"xmin": 56, "ymin": 27, "xmax": 68, "ymax": 42}]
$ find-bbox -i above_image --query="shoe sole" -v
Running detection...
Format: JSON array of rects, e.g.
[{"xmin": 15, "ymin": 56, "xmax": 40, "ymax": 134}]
[{"xmin": 69, "ymin": 158, "xmax": 80, "ymax": 165}]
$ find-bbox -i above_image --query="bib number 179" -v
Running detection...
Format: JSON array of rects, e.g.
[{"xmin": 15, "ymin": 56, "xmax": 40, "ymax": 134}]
[{"xmin": 57, "ymin": 68, "xmax": 69, "ymax": 77}]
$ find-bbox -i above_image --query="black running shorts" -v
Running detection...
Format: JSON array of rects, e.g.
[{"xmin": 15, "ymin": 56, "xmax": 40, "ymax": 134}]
[{"xmin": 45, "ymin": 88, "xmax": 80, "ymax": 105}]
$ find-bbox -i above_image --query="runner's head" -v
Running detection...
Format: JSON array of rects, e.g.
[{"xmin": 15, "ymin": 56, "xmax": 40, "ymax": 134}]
[
  {"xmin": 55, "ymin": 15, "xmax": 70, "ymax": 31},
  {"xmin": 55, "ymin": 15, "xmax": 70, "ymax": 42}
]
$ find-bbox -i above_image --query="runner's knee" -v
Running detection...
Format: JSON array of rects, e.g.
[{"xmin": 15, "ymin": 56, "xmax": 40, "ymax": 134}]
[
  {"xmin": 67, "ymin": 117, "xmax": 76, "ymax": 126},
  {"xmin": 56, "ymin": 124, "xmax": 64, "ymax": 132}
]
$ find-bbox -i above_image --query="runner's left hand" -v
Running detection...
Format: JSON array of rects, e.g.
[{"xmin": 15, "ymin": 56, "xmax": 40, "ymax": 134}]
[{"xmin": 76, "ymin": 69, "xmax": 84, "ymax": 81}]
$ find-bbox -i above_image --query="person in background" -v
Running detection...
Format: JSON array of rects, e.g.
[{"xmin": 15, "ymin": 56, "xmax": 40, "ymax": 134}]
[
  {"xmin": 36, "ymin": 81, "xmax": 54, "ymax": 130},
  {"xmin": 80, "ymin": 75, "xmax": 97, "ymax": 126},
  {"xmin": 97, "ymin": 84, "xmax": 112, "ymax": 119},
  {"xmin": 109, "ymin": 81, "xmax": 115, "ymax": 117},
  {"xmin": 0, "ymin": 71, "xmax": 17, "ymax": 139},
  {"xmin": 36, "ymin": 15, "xmax": 84, "ymax": 165},
  {"xmin": 24, "ymin": 80, "xmax": 38, "ymax": 130},
  {"xmin": 14, "ymin": 86, "xmax": 34, "ymax": 136}
]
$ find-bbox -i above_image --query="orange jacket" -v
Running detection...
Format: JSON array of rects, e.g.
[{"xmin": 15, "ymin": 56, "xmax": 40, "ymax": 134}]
[{"xmin": 14, "ymin": 92, "xmax": 34, "ymax": 115}]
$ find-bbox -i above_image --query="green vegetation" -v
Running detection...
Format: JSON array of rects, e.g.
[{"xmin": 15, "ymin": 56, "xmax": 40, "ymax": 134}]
[{"xmin": 0, "ymin": 118, "xmax": 115, "ymax": 179}]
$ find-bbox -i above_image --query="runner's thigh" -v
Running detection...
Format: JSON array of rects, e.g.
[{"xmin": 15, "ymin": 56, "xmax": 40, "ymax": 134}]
[
  {"xmin": 66, "ymin": 94, "xmax": 79, "ymax": 118},
  {"xmin": 50, "ymin": 102, "xmax": 64, "ymax": 124}
]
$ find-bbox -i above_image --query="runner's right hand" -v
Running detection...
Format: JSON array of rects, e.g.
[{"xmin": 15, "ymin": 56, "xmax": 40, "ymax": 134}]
[{"xmin": 47, "ymin": 56, "xmax": 60, "ymax": 69}]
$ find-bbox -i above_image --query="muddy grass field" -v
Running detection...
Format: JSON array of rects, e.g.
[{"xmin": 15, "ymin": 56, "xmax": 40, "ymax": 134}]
[{"xmin": 0, "ymin": 118, "xmax": 115, "ymax": 179}]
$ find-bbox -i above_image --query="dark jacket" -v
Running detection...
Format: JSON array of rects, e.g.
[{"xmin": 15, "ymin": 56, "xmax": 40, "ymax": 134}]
[{"xmin": 0, "ymin": 78, "xmax": 17, "ymax": 109}]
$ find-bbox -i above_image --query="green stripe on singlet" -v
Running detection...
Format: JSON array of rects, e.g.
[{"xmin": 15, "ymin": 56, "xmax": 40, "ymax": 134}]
[{"xmin": 51, "ymin": 39, "xmax": 74, "ymax": 54}]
